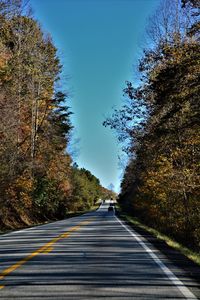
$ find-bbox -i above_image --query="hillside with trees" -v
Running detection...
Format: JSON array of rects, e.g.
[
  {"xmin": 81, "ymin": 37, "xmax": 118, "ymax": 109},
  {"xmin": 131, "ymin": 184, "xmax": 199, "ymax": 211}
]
[
  {"xmin": 0, "ymin": 0, "xmax": 113, "ymax": 230},
  {"xmin": 104, "ymin": 0, "xmax": 200, "ymax": 251}
]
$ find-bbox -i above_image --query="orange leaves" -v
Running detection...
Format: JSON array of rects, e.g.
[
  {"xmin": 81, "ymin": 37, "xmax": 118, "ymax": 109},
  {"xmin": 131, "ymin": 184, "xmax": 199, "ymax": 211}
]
[
  {"xmin": 58, "ymin": 181, "xmax": 71, "ymax": 194},
  {"xmin": 6, "ymin": 174, "xmax": 33, "ymax": 209},
  {"xmin": 45, "ymin": 155, "xmax": 72, "ymax": 199}
]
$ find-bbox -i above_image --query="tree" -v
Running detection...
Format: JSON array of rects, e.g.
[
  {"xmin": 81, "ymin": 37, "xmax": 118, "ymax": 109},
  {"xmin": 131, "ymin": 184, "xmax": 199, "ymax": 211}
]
[
  {"xmin": 0, "ymin": 0, "xmax": 72, "ymax": 226},
  {"xmin": 104, "ymin": 0, "xmax": 200, "ymax": 250}
]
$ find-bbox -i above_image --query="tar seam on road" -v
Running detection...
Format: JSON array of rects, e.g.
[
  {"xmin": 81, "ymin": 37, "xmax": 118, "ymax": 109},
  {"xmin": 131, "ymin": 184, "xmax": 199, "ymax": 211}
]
[
  {"xmin": 0, "ymin": 218, "xmax": 94, "ymax": 289},
  {"xmin": 115, "ymin": 216, "xmax": 198, "ymax": 300}
]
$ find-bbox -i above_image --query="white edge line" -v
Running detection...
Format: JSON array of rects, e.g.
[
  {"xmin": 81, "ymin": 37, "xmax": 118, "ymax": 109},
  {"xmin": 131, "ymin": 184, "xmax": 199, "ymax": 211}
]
[{"xmin": 116, "ymin": 216, "xmax": 198, "ymax": 300}]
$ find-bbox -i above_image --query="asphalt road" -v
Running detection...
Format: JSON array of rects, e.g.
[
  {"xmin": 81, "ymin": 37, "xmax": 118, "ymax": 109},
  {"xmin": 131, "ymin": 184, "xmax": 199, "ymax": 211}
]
[{"xmin": 0, "ymin": 203, "xmax": 199, "ymax": 299}]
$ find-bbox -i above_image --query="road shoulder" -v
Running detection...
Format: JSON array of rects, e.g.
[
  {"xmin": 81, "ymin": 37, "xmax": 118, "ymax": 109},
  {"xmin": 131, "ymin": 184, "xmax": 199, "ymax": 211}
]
[{"xmin": 117, "ymin": 211, "xmax": 200, "ymax": 286}]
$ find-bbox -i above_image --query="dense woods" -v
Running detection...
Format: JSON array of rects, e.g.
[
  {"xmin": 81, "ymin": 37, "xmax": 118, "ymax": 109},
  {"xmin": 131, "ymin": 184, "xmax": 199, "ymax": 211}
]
[
  {"xmin": 104, "ymin": 0, "xmax": 200, "ymax": 250},
  {"xmin": 0, "ymin": 0, "xmax": 112, "ymax": 230}
]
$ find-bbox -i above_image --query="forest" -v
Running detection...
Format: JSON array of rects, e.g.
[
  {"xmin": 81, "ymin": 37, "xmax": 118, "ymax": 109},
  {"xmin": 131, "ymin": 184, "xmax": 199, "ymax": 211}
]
[
  {"xmin": 0, "ymin": 0, "xmax": 114, "ymax": 230},
  {"xmin": 104, "ymin": 0, "xmax": 200, "ymax": 251}
]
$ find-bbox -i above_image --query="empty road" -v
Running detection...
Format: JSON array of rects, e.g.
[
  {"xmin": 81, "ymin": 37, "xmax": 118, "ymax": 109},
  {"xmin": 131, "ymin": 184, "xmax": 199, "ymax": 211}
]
[{"xmin": 0, "ymin": 203, "xmax": 199, "ymax": 299}]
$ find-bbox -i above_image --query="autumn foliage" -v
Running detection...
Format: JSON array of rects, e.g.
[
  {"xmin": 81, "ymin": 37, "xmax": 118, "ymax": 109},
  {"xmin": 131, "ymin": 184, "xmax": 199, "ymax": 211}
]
[
  {"xmin": 104, "ymin": 0, "xmax": 200, "ymax": 250},
  {"xmin": 0, "ymin": 0, "xmax": 110, "ymax": 229}
]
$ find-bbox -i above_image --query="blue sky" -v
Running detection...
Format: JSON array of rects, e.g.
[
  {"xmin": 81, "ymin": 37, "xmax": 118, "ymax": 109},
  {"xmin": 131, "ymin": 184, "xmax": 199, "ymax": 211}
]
[{"xmin": 30, "ymin": 0, "xmax": 160, "ymax": 192}]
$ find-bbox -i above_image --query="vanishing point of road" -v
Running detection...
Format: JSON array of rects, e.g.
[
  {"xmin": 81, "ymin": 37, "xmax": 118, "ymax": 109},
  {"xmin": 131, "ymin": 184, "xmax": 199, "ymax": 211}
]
[{"xmin": 0, "ymin": 202, "xmax": 199, "ymax": 299}]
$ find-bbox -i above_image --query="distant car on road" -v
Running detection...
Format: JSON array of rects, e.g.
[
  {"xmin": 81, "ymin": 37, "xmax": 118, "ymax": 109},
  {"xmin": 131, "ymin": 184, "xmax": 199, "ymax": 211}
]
[{"xmin": 108, "ymin": 205, "xmax": 114, "ymax": 212}]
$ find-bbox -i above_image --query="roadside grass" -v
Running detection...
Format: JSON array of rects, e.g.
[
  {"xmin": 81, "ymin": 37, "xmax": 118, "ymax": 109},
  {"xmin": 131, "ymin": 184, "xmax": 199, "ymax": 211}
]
[
  {"xmin": 119, "ymin": 211, "xmax": 200, "ymax": 267},
  {"xmin": 64, "ymin": 204, "xmax": 99, "ymax": 218}
]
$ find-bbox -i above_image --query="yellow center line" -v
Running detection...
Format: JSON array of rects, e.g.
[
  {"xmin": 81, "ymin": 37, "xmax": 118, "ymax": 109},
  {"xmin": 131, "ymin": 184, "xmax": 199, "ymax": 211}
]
[
  {"xmin": 0, "ymin": 218, "xmax": 95, "ymax": 287},
  {"xmin": 42, "ymin": 246, "xmax": 54, "ymax": 254}
]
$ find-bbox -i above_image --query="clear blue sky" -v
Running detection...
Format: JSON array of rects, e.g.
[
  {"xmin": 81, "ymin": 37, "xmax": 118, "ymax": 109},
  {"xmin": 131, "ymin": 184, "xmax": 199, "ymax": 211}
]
[{"xmin": 30, "ymin": 0, "xmax": 160, "ymax": 192}]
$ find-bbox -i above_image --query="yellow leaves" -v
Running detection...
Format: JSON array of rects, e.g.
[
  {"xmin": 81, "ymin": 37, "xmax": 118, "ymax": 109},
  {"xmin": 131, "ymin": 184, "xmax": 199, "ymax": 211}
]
[
  {"xmin": 15, "ymin": 176, "xmax": 33, "ymax": 191},
  {"xmin": 0, "ymin": 55, "xmax": 7, "ymax": 69},
  {"xmin": 45, "ymin": 154, "xmax": 72, "ymax": 198},
  {"xmin": 59, "ymin": 181, "xmax": 71, "ymax": 194},
  {"xmin": 6, "ymin": 175, "xmax": 33, "ymax": 209},
  {"xmin": 48, "ymin": 104, "xmax": 56, "ymax": 110},
  {"xmin": 157, "ymin": 192, "xmax": 167, "ymax": 201},
  {"xmin": 140, "ymin": 154, "xmax": 175, "ymax": 203},
  {"xmin": 0, "ymin": 48, "xmax": 12, "ymax": 83}
]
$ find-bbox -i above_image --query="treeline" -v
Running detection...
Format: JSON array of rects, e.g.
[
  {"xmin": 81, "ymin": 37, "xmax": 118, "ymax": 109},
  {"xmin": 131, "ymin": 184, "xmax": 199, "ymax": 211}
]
[
  {"xmin": 104, "ymin": 0, "xmax": 200, "ymax": 250},
  {"xmin": 0, "ymin": 0, "xmax": 112, "ymax": 229}
]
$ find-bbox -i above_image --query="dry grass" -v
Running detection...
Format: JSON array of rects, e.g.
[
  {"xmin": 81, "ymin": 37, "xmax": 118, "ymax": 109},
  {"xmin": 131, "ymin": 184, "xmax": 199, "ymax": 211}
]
[{"xmin": 121, "ymin": 213, "xmax": 200, "ymax": 266}]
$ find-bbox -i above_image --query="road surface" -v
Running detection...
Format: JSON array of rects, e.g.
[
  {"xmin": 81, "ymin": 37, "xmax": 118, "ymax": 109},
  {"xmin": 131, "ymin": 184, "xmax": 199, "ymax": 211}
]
[{"xmin": 0, "ymin": 203, "xmax": 199, "ymax": 299}]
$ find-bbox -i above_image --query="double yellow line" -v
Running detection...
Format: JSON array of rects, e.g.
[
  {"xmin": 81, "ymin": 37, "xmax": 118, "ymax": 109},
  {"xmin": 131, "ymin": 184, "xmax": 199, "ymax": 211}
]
[{"xmin": 0, "ymin": 219, "xmax": 93, "ymax": 290}]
